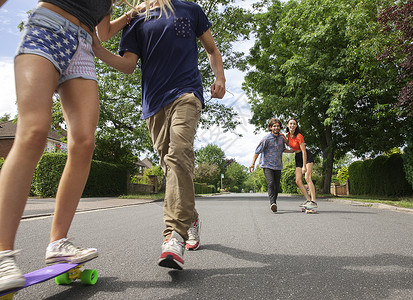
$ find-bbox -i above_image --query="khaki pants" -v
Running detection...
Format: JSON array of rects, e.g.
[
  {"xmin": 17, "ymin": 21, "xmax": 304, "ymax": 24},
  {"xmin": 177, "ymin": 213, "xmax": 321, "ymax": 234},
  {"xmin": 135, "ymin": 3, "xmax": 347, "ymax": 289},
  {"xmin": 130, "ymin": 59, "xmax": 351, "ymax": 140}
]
[{"xmin": 146, "ymin": 93, "xmax": 202, "ymax": 240}]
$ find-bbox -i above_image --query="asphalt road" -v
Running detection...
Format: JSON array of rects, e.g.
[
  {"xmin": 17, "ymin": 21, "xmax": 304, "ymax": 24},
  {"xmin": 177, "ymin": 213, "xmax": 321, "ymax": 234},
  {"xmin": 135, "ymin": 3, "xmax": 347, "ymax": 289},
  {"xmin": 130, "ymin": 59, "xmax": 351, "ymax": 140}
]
[{"xmin": 10, "ymin": 193, "xmax": 413, "ymax": 299}]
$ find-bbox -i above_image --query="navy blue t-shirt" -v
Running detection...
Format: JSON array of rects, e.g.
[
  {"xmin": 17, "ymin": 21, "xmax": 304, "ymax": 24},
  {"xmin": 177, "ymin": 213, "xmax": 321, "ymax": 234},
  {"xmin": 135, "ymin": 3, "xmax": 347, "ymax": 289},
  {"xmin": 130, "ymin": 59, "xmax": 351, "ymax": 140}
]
[{"xmin": 119, "ymin": 0, "xmax": 211, "ymax": 119}]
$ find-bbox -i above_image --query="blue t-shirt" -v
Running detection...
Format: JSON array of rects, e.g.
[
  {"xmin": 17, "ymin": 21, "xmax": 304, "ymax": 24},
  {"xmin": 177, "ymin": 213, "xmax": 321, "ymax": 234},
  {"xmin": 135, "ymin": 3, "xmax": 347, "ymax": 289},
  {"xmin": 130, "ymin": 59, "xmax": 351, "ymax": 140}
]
[
  {"xmin": 254, "ymin": 133, "xmax": 286, "ymax": 170},
  {"xmin": 119, "ymin": 0, "xmax": 211, "ymax": 119}
]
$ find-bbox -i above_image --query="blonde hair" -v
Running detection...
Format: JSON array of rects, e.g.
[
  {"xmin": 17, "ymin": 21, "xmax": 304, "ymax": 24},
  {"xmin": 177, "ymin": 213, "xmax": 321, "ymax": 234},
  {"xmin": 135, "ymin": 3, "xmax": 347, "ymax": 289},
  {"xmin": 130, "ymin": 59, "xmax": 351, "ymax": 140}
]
[{"xmin": 113, "ymin": 0, "xmax": 174, "ymax": 19}]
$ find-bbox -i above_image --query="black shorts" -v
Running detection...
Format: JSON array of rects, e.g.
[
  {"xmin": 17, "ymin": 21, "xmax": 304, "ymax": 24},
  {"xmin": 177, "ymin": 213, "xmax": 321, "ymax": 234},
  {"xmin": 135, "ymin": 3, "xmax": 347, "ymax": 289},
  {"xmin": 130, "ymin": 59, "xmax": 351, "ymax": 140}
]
[{"xmin": 295, "ymin": 150, "xmax": 314, "ymax": 168}]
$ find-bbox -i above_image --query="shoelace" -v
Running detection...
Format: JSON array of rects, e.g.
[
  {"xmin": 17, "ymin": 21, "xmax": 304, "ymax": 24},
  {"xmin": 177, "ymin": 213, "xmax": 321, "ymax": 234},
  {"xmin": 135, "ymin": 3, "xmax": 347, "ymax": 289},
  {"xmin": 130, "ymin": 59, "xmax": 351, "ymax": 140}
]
[
  {"xmin": 165, "ymin": 238, "xmax": 184, "ymax": 251},
  {"xmin": 0, "ymin": 250, "xmax": 21, "ymax": 275},
  {"xmin": 188, "ymin": 226, "xmax": 199, "ymax": 240},
  {"xmin": 55, "ymin": 238, "xmax": 82, "ymax": 253}
]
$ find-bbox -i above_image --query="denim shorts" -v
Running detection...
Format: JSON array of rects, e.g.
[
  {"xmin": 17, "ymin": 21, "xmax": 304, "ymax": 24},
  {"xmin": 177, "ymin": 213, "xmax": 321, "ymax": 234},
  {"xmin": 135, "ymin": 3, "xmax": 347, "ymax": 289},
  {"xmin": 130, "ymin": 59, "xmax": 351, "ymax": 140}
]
[{"xmin": 15, "ymin": 7, "xmax": 97, "ymax": 85}]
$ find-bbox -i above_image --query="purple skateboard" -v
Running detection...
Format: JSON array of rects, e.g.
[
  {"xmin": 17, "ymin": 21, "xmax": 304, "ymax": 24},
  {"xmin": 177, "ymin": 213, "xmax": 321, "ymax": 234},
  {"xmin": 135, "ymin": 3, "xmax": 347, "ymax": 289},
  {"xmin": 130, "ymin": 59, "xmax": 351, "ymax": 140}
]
[{"xmin": 0, "ymin": 260, "xmax": 97, "ymax": 299}]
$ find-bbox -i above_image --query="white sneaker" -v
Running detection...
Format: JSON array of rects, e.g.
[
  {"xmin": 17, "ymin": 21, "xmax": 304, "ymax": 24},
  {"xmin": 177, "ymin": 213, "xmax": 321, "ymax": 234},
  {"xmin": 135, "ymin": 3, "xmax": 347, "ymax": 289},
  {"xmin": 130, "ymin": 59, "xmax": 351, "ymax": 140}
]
[
  {"xmin": 0, "ymin": 250, "xmax": 25, "ymax": 292},
  {"xmin": 186, "ymin": 218, "xmax": 201, "ymax": 250},
  {"xmin": 158, "ymin": 231, "xmax": 185, "ymax": 270},
  {"xmin": 45, "ymin": 238, "xmax": 98, "ymax": 265}
]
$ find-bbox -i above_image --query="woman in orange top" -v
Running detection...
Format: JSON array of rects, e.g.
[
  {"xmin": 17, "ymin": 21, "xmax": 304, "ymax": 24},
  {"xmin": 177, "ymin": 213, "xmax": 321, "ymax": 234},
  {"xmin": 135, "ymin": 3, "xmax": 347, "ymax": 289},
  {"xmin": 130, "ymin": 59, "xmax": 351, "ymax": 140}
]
[{"xmin": 285, "ymin": 118, "xmax": 317, "ymax": 208}]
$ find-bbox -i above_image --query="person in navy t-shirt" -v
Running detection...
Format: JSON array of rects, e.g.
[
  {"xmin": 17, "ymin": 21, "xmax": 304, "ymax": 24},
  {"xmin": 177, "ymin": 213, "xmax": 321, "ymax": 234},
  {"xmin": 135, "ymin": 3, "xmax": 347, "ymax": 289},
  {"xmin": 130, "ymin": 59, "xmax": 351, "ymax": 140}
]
[{"xmin": 93, "ymin": 0, "xmax": 225, "ymax": 270}]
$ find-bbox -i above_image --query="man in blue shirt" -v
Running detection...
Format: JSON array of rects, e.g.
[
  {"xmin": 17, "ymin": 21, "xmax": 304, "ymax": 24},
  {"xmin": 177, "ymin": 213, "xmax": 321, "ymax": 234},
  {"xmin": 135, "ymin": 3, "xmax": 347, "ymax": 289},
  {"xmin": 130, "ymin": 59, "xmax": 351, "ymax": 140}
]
[
  {"xmin": 249, "ymin": 119, "xmax": 291, "ymax": 212},
  {"xmin": 93, "ymin": 0, "xmax": 225, "ymax": 270}
]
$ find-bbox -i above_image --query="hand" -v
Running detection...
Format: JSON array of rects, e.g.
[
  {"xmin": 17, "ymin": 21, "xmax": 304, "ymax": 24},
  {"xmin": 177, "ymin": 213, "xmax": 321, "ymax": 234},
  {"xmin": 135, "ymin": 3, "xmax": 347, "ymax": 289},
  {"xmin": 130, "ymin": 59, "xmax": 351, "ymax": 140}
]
[
  {"xmin": 249, "ymin": 164, "xmax": 255, "ymax": 172},
  {"xmin": 210, "ymin": 78, "xmax": 225, "ymax": 99},
  {"xmin": 302, "ymin": 166, "xmax": 307, "ymax": 174},
  {"xmin": 91, "ymin": 32, "xmax": 102, "ymax": 54}
]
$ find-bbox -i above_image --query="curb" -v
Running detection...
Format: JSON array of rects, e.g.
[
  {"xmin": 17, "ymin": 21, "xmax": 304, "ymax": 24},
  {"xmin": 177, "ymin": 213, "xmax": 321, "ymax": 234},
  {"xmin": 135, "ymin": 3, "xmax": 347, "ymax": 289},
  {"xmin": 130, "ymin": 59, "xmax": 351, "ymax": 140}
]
[{"xmin": 324, "ymin": 198, "xmax": 413, "ymax": 214}]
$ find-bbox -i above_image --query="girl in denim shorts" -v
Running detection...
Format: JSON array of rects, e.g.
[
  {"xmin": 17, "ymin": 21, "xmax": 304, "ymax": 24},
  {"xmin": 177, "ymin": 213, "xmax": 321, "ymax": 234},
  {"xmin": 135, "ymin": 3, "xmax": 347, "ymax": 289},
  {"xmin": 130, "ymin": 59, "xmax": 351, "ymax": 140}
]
[
  {"xmin": 285, "ymin": 118, "xmax": 317, "ymax": 209},
  {"xmin": 0, "ymin": 0, "xmax": 141, "ymax": 292}
]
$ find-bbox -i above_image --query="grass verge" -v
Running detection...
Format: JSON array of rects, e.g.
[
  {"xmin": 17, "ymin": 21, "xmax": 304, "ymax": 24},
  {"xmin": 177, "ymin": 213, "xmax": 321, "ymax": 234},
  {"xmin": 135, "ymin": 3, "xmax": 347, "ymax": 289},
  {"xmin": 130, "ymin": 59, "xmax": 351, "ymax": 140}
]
[
  {"xmin": 120, "ymin": 193, "xmax": 165, "ymax": 200},
  {"xmin": 331, "ymin": 195, "xmax": 413, "ymax": 209}
]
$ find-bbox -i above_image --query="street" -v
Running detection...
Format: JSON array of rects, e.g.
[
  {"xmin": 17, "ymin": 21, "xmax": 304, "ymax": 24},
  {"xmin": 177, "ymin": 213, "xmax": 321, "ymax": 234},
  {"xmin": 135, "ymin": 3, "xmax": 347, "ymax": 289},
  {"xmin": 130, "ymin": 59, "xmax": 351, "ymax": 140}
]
[{"xmin": 12, "ymin": 193, "xmax": 413, "ymax": 299}]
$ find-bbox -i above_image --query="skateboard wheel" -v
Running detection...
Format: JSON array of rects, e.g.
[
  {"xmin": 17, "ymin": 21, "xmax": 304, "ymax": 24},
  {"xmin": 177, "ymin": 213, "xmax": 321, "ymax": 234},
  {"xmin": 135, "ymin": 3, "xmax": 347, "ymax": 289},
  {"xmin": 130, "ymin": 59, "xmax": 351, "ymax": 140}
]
[
  {"xmin": 55, "ymin": 272, "xmax": 73, "ymax": 285},
  {"xmin": 80, "ymin": 269, "xmax": 98, "ymax": 285}
]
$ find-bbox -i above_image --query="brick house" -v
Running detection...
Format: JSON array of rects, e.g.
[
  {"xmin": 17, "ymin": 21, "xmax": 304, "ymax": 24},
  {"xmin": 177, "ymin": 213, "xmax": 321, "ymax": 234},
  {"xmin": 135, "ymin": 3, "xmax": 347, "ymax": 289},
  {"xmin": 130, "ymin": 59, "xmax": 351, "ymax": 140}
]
[{"xmin": 0, "ymin": 120, "xmax": 67, "ymax": 159}]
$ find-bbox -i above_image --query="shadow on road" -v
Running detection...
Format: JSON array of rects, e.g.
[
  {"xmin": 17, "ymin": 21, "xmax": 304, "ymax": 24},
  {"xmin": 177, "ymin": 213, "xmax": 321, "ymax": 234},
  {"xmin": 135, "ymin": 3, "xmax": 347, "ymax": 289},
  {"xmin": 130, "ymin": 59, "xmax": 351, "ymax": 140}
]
[{"xmin": 42, "ymin": 243, "xmax": 412, "ymax": 299}]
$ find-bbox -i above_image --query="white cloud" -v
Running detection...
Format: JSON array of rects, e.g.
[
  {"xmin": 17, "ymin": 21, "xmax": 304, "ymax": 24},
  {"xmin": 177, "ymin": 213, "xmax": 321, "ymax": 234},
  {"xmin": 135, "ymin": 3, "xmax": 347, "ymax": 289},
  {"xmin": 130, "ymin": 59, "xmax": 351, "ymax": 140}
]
[
  {"xmin": 0, "ymin": 58, "xmax": 17, "ymax": 117},
  {"xmin": 196, "ymin": 90, "xmax": 264, "ymax": 168}
]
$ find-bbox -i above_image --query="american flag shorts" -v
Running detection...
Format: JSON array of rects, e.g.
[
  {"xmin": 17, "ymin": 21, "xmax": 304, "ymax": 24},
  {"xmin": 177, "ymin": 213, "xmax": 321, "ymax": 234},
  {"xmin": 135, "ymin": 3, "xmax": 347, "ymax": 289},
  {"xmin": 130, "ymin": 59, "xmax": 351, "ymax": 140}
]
[{"xmin": 16, "ymin": 7, "xmax": 97, "ymax": 84}]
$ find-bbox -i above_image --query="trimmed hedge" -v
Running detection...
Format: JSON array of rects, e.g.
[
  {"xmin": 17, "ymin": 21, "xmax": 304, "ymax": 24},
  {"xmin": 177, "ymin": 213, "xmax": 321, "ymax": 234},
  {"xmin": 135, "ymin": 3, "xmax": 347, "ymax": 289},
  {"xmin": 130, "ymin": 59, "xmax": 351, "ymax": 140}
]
[
  {"xmin": 348, "ymin": 154, "xmax": 412, "ymax": 197},
  {"xmin": 280, "ymin": 165, "xmax": 297, "ymax": 193},
  {"xmin": 33, "ymin": 153, "xmax": 127, "ymax": 197},
  {"xmin": 194, "ymin": 182, "xmax": 216, "ymax": 194}
]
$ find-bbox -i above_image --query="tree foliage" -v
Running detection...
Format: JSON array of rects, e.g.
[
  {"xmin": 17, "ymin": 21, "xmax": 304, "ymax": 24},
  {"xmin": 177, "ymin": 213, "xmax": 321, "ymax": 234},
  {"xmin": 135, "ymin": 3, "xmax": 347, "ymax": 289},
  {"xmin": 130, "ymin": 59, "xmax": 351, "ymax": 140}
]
[
  {"xmin": 194, "ymin": 163, "xmax": 220, "ymax": 186},
  {"xmin": 224, "ymin": 161, "xmax": 248, "ymax": 191},
  {"xmin": 377, "ymin": 0, "xmax": 412, "ymax": 113},
  {"xmin": 195, "ymin": 144, "xmax": 227, "ymax": 174},
  {"xmin": 243, "ymin": 0, "xmax": 406, "ymax": 193}
]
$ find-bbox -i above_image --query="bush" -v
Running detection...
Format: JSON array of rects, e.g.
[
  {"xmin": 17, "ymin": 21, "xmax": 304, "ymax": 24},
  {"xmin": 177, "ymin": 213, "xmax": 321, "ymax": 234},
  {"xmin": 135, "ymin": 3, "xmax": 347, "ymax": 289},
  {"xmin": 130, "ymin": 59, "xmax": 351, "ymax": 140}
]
[
  {"xmin": 0, "ymin": 157, "xmax": 4, "ymax": 171},
  {"xmin": 348, "ymin": 154, "xmax": 412, "ymax": 197},
  {"xmin": 281, "ymin": 162, "xmax": 297, "ymax": 193},
  {"xmin": 336, "ymin": 166, "xmax": 349, "ymax": 185},
  {"xmin": 194, "ymin": 182, "xmax": 216, "ymax": 194},
  {"xmin": 33, "ymin": 153, "xmax": 128, "ymax": 197}
]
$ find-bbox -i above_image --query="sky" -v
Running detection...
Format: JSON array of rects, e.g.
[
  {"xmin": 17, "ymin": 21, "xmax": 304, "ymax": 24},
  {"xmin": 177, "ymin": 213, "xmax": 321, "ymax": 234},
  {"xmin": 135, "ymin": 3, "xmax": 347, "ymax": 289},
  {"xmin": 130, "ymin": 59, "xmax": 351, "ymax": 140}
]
[{"xmin": 0, "ymin": 0, "xmax": 265, "ymax": 168}]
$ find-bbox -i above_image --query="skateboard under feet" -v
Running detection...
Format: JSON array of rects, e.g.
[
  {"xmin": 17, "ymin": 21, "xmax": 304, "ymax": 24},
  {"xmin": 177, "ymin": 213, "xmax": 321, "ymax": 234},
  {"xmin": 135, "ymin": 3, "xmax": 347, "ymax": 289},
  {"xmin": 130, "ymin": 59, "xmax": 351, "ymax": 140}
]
[
  {"xmin": 301, "ymin": 207, "xmax": 317, "ymax": 214},
  {"xmin": 0, "ymin": 259, "xmax": 98, "ymax": 300}
]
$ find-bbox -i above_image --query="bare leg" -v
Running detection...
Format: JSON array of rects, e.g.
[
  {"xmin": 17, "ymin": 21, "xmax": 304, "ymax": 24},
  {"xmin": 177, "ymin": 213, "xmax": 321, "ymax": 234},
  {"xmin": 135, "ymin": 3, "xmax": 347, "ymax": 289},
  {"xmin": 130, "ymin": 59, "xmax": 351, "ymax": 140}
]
[
  {"xmin": 295, "ymin": 167, "xmax": 311, "ymax": 202},
  {"xmin": 305, "ymin": 162, "xmax": 316, "ymax": 202},
  {"xmin": 0, "ymin": 55, "xmax": 58, "ymax": 251},
  {"xmin": 49, "ymin": 78, "xmax": 99, "ymax": 242}
]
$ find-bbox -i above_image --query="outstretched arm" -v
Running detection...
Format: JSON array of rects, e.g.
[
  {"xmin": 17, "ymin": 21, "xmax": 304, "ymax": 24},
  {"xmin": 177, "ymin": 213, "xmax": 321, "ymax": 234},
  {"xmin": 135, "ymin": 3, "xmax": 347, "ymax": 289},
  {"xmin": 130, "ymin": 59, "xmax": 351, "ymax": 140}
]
[
  {"xmin": 92, "ymin": 33, "xmax": 138, "ymax": 74},
  {"xmin": 199, "ymin": 29, "xmax": 226, "ymax": 99},
  {"xmin": 96, "ymin": 2, "xmax": 146, "ymax": 42}
]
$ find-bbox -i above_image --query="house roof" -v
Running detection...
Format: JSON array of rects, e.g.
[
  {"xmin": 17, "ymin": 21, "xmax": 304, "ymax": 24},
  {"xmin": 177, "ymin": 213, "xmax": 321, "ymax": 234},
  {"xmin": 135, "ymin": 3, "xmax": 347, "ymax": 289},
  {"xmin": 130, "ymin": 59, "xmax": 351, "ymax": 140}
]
[
  {"xmin": 0, "ymin": 120, "xmax": 66, "ymax": 141},
  {"xmin": 141, "ymin": 158, "xmax": 153, "ymax": 169}
]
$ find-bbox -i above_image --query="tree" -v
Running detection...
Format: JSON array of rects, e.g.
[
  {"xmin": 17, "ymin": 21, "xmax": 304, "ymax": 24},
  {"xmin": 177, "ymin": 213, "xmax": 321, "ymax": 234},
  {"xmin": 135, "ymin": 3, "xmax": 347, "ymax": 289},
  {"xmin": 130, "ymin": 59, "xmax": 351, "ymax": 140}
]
[
  {"xmin": 194, "ymin": 163, "xmax": 220, "ymax": 186},
  {"xmin": 224, "ymin": 161, "xmax": 248, "ymax": 192},
  {"xmin": 0, "ymin": 113, "xmax": 11, "ymax": 123},
  {"xmin": 243, "ymin": 0, "xmax": 405, "ymax": 193},
  {"xmin": 195, "ymin": 144, "xmax": 226, "ymax": 174},
  {"xmin": 377, "ymin": 0, "xmax": 412, "ymax": 113}
]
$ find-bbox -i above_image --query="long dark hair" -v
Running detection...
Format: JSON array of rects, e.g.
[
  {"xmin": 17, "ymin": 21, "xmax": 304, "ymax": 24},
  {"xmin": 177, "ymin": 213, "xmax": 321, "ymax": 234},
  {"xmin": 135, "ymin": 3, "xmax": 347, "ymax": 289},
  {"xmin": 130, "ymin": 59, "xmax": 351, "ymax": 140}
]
[{"xmin": 286, "ymin": 118, "xmax": 302, "ymax": 138}]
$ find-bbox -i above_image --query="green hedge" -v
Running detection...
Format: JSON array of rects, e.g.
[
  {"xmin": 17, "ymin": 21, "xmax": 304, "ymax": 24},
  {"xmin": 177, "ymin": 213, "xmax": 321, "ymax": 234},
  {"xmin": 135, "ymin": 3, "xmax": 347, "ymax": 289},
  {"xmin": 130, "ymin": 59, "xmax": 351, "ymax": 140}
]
[
  {"xmin": 33, "ymin": 153, "xmax": 127, "ymax": 197},
  {"xmin": 280, "ymin": 165, "xmax": 297, "ymax": 193},
  {"xmin": 194, "ymin": 182, "xmax": 216, "ymax": 194},
  {"xmin": 348, "ymin": 154, "xmax": 412, "ymax": 197}
]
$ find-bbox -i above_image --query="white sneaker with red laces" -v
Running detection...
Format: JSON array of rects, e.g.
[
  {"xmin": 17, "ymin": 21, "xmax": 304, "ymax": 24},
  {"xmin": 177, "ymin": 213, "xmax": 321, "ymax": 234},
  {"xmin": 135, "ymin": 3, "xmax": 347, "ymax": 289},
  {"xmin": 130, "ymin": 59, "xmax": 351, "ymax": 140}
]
[
  {"xmin": 185, "ymin": 218, "xmax": 201, "ymax": 250},
  {"xmin": 158, "ymin": 231, "xmax": 185, "ymax": 270}
]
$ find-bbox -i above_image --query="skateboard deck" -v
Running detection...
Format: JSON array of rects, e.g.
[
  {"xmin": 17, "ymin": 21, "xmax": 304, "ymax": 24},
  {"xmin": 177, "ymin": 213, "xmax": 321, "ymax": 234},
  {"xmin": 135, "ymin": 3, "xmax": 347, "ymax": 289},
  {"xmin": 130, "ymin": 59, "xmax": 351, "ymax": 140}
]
[
  {"xmin": 0, "ymin": 259, "xmax": 97, "ymax": 300},
  {"xmin": 301, "ymin": 207, "xmax": 317, "ymax": 214}
]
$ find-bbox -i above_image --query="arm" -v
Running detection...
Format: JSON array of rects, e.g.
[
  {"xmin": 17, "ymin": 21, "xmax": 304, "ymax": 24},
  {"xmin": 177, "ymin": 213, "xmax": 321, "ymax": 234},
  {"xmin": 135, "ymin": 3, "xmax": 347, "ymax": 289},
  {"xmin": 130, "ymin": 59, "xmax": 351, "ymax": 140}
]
[
  {"xmin": 249, "ymin": 154, "xmax": 259, "ymax": 172},
  {"xmin": 280, "ymin": 133, "xmax": 288, "ymax": 144},
  {"xmin": 96, "ymin": 2, "xmax": 147, "ymax": 42},
  {"xmin": 0, "ymin": 0, "xmax": 7, "ymax": 8},
  {"xmin": 199, "ymin": 30, "xmax": 226, "ymax": 99},
  {"xmin": 92, "ymin": 33, "xmax": 138, "ymax": 74},
  {"xmin": 300, "ymin": 143, "xmax": 307, "ymax": 173}
]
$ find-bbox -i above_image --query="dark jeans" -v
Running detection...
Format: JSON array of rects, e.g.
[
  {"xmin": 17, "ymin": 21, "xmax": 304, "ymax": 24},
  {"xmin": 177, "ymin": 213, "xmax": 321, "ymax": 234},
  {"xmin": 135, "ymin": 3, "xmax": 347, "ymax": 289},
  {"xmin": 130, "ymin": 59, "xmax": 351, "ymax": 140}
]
[{"xmin": 263, "ymin": 168, "xmax": 281, "ymax": 205}]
